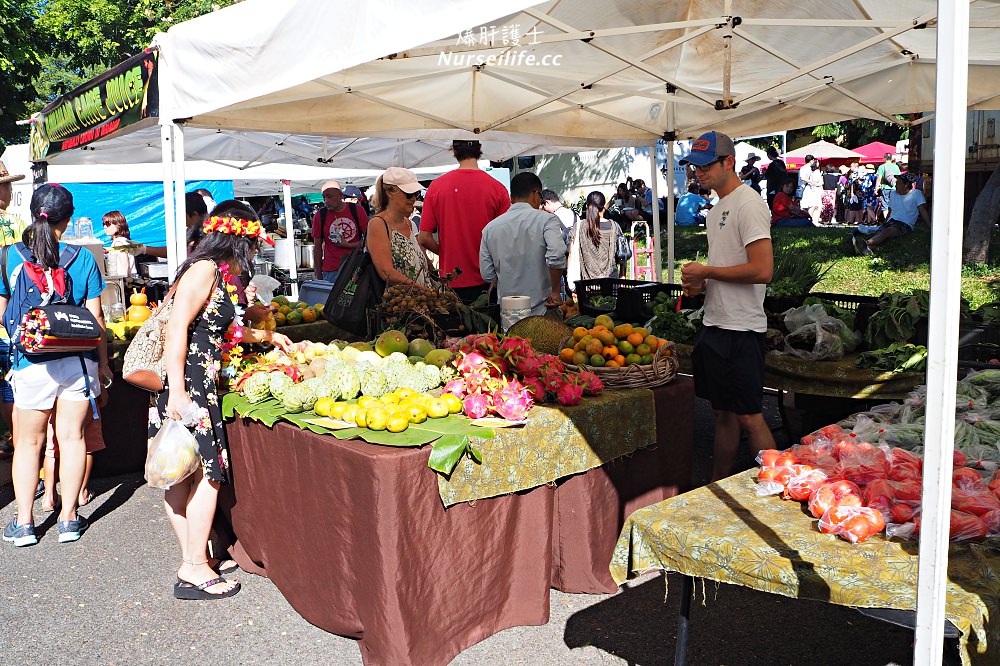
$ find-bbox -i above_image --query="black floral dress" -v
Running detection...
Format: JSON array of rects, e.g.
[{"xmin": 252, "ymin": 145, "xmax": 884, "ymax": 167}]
[{"xmin": 148, "ymin": 269, "xmax": 235, "ymax": 484}]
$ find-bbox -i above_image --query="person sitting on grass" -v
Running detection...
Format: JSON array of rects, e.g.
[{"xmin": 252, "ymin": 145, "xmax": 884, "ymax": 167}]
[
  {"xmin": 770, "ymin": 179, "xmax": 811, "ymax": 227},
  {"xmin": 852, "ymin": 174, "xmax": 930, "ymax": 256}
]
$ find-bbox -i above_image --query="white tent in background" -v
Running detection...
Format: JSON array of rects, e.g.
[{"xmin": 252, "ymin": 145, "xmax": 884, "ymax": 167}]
[{"xmin": 783, "ymin": 140, "xmax": 864, "ymax": 161}]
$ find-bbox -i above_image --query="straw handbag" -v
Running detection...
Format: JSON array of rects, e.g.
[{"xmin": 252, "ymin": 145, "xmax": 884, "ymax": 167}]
[{"xmin": 121, "ymin": 282, "xmax": 179, "ymax": 393}]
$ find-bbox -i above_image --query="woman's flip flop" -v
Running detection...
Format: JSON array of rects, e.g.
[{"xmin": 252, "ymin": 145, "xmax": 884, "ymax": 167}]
[{"xmin": 173, "ymin": 577, "xmax": 241, "ymax": 600}]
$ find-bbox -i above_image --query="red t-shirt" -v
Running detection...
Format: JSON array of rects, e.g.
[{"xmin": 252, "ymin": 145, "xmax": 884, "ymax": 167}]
[
  {"xmin": 312, "ymin": 204, "xmax": 369, "ymax": 272},
  {"xmin": 771, "ymin": 192, "xmax": 800, "ymax": 223},
  {"xmin": 419, "ymin": 170, "xmax": 511, "ymax": 288}
]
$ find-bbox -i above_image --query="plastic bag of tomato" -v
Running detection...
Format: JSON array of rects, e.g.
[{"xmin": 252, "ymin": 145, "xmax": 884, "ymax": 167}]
[{"xmin": 756, "ymin": 424, "xmax": 1000, "ymax": 544}]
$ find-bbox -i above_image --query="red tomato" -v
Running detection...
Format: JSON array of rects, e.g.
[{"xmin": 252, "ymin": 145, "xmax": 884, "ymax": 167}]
[
  {"xmin": 759, "ymin": 449, "xmax": 783, "ymax": 467},
  {"xmin": 840, "ymin": 515, "xmax": 876, "ymax": 544},
  {"xmin": 818, "ymin": 506, "xmax": 855, "ymax": 534},
  {"xmin": 861, "ymin": 506, "xmax": 886, "ymax": 533},
  {"xmin": 888, "ymin": 462, "xmax": 921, "ymax": 482},
  {"xmin": 891, "ymin": 448, "xmax": 922, "ymax": 468},
  {"xmin": 785, "ymin": 469, "xmax": 828, "ymax": 502},
  {"xmin": 954, "ymin": 450, "xmax": 968, "ymax": 468},
  {"xmin": 863, "ymin": 479, "xmax": 897, "ymax": 505},
  {"xmin": 890, "ymin": 503, "xmax": 915, "ymax": 523},
  {"xmin": 989, "ymin": 470, "xmax": 1000, "ymax": 493},
  {"xmin": 808, "ymin": 480, "xmax": 862, "ymax": 518},
  {"xmin": 893, "ymin": 479, "xmax": 923, "ymax": 502},
  {"xmin": 816, "ymin": 424, "xmax": 845, "ymax": 439},
  {"xmin": 953, "ymin": 467, "xmax": 985, "ymax": 489},
  {"xmin": 981, "ymin": 509, "xmax": 1000, "ymax": 535},
  {"xmin": 950, "ymin": 510, "xmax": 989, "ymax": 541},
  {"xmin": 951, "ymin": 489, "xmax": 1000, "ymax": 517},
  {"xmin": 758, "ymin": 467, "xmax": 781, "ymax": 483}
]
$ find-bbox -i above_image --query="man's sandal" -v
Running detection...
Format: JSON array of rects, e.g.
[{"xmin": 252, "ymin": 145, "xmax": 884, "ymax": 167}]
[{"xmin": 173, "ymin": 576, "xmax": 241, "ymax": 600}]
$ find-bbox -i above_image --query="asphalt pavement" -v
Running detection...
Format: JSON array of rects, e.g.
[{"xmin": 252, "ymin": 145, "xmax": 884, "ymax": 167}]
[{"xmin": 0, "ymin": 394, "xmax": 963, "ymax": 665}]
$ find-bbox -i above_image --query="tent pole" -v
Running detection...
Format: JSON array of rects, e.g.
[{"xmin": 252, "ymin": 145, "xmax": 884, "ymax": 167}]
[
  {"xmin": 160, "ymin": 123, "xmax": 177, "ymax": 281},
  {"xmin": 648, "ymin": 142, "xmax": 662, "ymax": 283},
  {"xmin": 172, "ymin": 125, "xmax": 188, "ymax": 269},
  {"xmin": 282, "ymin": 181, "xmax": 299, "ymax": 300},
  {"xmin": 666, "ymin": 102, "xmax": 677, "ymax": 284},
  {"xmin": 913, "ymin": 1, "xmax": 968, "ymax": 664}
]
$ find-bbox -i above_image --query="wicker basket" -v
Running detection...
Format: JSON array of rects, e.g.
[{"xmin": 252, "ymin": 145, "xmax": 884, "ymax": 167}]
[{"xmin": 563, "ymin": 342, "xmax": 678, "ymax": 389}]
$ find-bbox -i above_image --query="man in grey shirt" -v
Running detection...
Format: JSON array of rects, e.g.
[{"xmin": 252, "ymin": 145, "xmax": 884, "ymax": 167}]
[{"xmin": 480, "ymin": 172, "xmax": 567, "ymax": 316}]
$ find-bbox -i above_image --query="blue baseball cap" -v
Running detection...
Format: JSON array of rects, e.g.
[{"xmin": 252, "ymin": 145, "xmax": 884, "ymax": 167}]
[{"xmin": 679, "ymin": 131, "xmax": 736, "ymax": 167}]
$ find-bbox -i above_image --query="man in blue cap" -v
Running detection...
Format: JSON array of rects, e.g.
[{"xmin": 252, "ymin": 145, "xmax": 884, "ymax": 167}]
[{"xmin": 680, "ymin": 131, "xmax": 777, "ymax": 480}]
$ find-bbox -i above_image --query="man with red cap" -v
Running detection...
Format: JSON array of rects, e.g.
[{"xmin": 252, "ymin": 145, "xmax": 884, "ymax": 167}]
[
  {"xmin": 680, "ymin": 131, "xmax": 776, "ymax": 481},
  {"xmin": 312, "ymin": 179, "xmax": 369, "ymax": 283}
]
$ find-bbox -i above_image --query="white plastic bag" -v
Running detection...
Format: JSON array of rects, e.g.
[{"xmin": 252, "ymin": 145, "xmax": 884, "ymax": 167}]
[
  {"xmin": 782, "ymin": 304, "xmax": 858, "ymax": 361},
  {"xmin": 249, "ymin": 274, "xmax": 282, "ymax": 304},
  {"xmin": 145, "ymin": 415, "xmax": 200, "ymax": 490}
]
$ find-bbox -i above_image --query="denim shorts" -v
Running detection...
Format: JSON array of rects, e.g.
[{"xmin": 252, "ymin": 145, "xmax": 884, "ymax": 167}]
[
  {"xmin": 322, "ymin": 270, "xmax": 339, "ymax": 283},
  {"xmin": 0, "ymin": 337, "xmax": 11, "ymax": 405}
]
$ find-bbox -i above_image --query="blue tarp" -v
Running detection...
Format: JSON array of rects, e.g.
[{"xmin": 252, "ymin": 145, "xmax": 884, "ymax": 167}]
[{"xmin": 59, "ymin": 181, "xmax": 234, "ymax": 247}]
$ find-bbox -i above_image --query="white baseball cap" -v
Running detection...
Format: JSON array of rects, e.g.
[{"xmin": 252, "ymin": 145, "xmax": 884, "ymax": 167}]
[{"xmin": 382, "ymin": 167, "xmax": 422, "ymax": 194}]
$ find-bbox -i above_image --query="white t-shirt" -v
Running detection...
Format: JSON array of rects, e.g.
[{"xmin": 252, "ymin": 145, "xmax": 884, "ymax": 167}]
[
  {"xmin": 888, "ymin": 188, "xmax": 926, "ymax": 228},
  {"xmin": 703, "ymin": 184, "xmax": 772, "ymax": 333}
]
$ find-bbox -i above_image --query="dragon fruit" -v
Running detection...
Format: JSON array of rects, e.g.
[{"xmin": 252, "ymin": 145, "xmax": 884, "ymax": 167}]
[
  {"xmin": 556, "ymin": 381, "xmax": 585, "ymax": 406},
  {"xmin": 577, "ymin": 371, "xmax": 604, "ymax": 396},
  {"xmin": 521, "ymin": 376, "xmax": 546, "ymax": 402},
  {"xmin": 515, "ymin": 355, "xmax": 544, "ymax": 378},
  {"xmin": 463, "ymin": 393, "xmax": 492, "ymax": 419},
  {"xmin": 442, "ymin": 378, "xmax": 468, "ymax": 399},
  {"xmin": 540, "ymin": 366, "xmax": 567, "ymax": 393},
  {"xmin": 456, "ymin": 352, "xmax": 492, "ymax": 375},
  {"xmin": 493, "ymin": 391, "xmax": 533, "ymax": 421},
  {"xmin": 500, "ymin": 336, "xmax": 535, "ymax": 361}
]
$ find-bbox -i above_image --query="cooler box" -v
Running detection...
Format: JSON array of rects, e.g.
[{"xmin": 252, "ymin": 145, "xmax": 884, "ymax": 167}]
[{"xmin": 298, "ymin": 279, "xmax": 333, "ymax": 306}]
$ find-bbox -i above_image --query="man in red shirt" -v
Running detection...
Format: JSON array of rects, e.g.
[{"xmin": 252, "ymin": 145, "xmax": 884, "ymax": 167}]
[
  {"xmin": 312, "ymin": 180, "xmax": 369, "ymax": 283},
  {"xmin": 417, "ymin": 140, "xmax": 511, "ymax": 303}
]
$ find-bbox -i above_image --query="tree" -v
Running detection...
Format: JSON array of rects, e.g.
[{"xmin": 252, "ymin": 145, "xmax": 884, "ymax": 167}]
[
  {"xmin": 0, "ymin": 0, "xmax": 45, "ymax": 148},
  {"xmin": 962, "ymin": 163, "xmax": 1000, "ymax": 264}
]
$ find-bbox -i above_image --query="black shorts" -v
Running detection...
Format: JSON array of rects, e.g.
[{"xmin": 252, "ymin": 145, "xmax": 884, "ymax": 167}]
[{"xmin": 692, "ymin": 326, "xmax": 766, "ymax": 415}]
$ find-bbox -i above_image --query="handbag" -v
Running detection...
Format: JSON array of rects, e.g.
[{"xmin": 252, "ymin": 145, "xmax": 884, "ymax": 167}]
[
  {"xmin": 615, "ymin": 228, "xmax": 632, "ymax": 263},
  {"xmin": 323, "ymin": 229, "xmax": 387, "ymax": 338},
  {"xmin": 122, "ymin": 272, "xmax": 220, "ymax": 393}
]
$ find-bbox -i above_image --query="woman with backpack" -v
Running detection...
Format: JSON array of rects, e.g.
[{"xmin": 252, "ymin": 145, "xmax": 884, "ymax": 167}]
[
  {"xmin": 2, "ymin": 184, "xmax": 111, "ymax": 547},
  {"xmin": 152, "ymin": 200, "xmax": 292, "ymax": 600},
  {"xmin": 565, "ymin": 191, "xmax": 619, "ymax": 292}
]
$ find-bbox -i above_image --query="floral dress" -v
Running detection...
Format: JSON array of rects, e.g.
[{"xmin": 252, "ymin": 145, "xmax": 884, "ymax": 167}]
[
  {"xmin": 388, "ymin": 226, "xmax": 434, "ymax": 288},
  {"xmin": 147, "ymin": 267, "xmax": 237, "ymax": 484}
]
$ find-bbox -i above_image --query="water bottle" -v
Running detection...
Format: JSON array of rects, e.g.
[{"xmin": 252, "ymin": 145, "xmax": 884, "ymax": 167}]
[{"xmin": 76, "ymin": 216, "xmax": 94, "ymax": 239}]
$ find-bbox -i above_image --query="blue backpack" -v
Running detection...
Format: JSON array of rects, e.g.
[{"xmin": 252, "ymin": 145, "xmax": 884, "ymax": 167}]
[{"xmin": 1, "ymin": 242, "xmax": 101, "ymax": 416}]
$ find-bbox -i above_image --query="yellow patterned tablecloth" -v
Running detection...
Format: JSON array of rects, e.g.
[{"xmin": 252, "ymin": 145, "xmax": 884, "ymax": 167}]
[
  {"xmin": 438, "ymin": 388, "xmax": 656, "ymax": 507},
  {"xmin": 610, "ymin": 471, "xmax": 1000, "ymax": 666}
]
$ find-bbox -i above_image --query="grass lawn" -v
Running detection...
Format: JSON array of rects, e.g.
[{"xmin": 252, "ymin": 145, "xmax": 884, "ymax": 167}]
[{"xmin": 664, "ymin": 226, "xmax": 1000, "ymax": 309}]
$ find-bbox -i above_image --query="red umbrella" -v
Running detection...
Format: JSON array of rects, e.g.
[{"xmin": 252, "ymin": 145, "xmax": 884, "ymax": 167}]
[{"xmin": 853, "ymin": 141, "xmax": 898, "ymax": 164}]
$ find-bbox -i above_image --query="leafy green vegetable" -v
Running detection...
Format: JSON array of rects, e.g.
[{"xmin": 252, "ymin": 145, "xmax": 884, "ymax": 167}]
[
  {"xmin": 856, "ymin": 343, "xmax": 928, "ymax": 372},
  {"xmin": 767, "ymin": 253, "xmax": 831, "ymax": 296}
]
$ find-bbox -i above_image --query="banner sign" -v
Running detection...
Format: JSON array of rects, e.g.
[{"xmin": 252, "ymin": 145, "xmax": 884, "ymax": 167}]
[{"xmin": 29, "ymin": 50, "xmax": 159, "ymax": 162}]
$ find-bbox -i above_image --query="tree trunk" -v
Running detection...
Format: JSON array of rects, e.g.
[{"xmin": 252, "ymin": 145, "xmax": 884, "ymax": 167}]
[{"xmin": 962, "ymin": 162, "xmax": 1000, "ymax": 264}]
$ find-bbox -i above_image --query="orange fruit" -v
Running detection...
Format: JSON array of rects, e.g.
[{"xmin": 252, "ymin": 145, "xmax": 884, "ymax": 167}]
[
  {"xmin": 617, "ymin": 340, "xmax": 634, "ymax": 355},
  {"xmin": 599, "ymin": 330, "xmax": 617, "ymax": 346},
  {"xmin": 634, "ymin": 327, "xmax": 649, "ymax": 339},
  {"xmin": 605, "ymin": 360, "xmax": 620, "ymax": 368},
  {"xmin": 574, "ymin": 340, "xmax": 587, "ymax": 352},
  {"xmin": 614, "ymin": 354, "xmax": 626, "ymax": 366},
  {"xmin": 635, "ymin": 343, "xmax": 652, "ymax": 356},
  {"xmin": 592, "ymin": 325, "xmax": 608, "ymax": 333},
  {"xmin": 585, "ymin": 339, "xmax": 604, "ymax": 356},
  {"xmin": 641, "ymin": 354, "xmax": 654, "ymax": 365},
  {"xmin": 627, "ymin": 333, "xmax": 644, "ymax": 347},
  {"xmin": 626, "ymin": 353, "xmax": 642, "ymax": 365},
  {"xmin": 612, "ymin": 324, "xmax": 633, "ymax": 340},
  {"xmin": 301, "ymin": 307, "xmax": 317, "ymax": 323},
  {"xmin": 573, "ymin": 351, "xmax": 589, "ymax": 365},
  {"xmin": 602, "ymin": 345, "xmax": 618, "ymax": 359},
  {"xmin": 573, "ymin": 327, "xmax": 589, "ymax": 341},
  {"xmin": 274, "ymin": 312, "xmax": 286, "ymax": 326},
  {"xmin": 589, "ymin": 354, "xmax": 606, "ymax": 367},
  {"xmin": 560, "ymin": 348, "xmax": 576, "ymax": 363},
  {"xmin": 644, "ymin": 335, "xmax": 659, "ymax": 351}
]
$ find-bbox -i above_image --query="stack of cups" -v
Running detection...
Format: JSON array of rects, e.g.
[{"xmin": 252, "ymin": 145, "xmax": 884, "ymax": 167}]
[{"xmin": 500, "ymin": 295, "xmax": 531, "ymax": 332}]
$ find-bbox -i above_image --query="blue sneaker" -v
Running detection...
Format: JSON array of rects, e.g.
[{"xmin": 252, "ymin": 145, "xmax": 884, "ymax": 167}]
[
  {"xmin": 57, "ymin": 514, "xmax": 89, "ymax": 543},
  {"xmin": 3, "ymin": 517, "xmax": 38, "ymax": 547}
]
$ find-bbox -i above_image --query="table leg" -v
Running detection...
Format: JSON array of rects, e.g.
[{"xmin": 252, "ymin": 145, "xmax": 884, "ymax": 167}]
[{"xmin": 674, "ymin": 574, "xmax": 694, "ymax": 666}]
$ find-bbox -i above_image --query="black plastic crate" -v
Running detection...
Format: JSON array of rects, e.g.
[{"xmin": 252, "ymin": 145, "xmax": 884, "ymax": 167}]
[
  {"xmin": 959, "ymin": 343, "xmax": 1000, "ymax": 370},
  {"xmin": 574, "ymin": 278, "xmax": 657, "ymax": 319},
  {"xmin": 808, "ymin": 292, "xmax": 879, "ymax": 312},
  {"xmin": 623, "ymin": 282, "xmax": 705, "ymax": 322}
]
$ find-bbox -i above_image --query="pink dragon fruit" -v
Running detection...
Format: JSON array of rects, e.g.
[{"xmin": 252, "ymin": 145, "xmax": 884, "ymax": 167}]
[
  {"xmin": 500, "ymin": 336, "xmax": 535, "ymax": 360},
  {"xmin": 540, "ymin": 366, "xmax": 566, "ymax": 393},
  {"xmin": 515, "ymin": 355, "xmax": 544, "ymax": 378},
  {"xmin": 577, "ymin": 371, "xmax": 604, "ymax": 396},
  {"xmin": 521, "ymin": 376, "xmax": 546, "ymax": 402},
  {"xmin": 442, "ymin": 378, "xmax": 468, "ymax": 399},
  {"xmin": 456, "ymin": 351, "xmax": 491, "ymax": 374},
  {"xmin": 463, "ymin": 392, "xmax": 492, "ymax": 419},
  {"xmin": 464, "ymin": 369, "xmax": 494, "ymax": 393},
  {"xmin": 556, "ymin": 381, "xmax": 585, "ymax": 406},
  {"xmin": 490, "ymin": 378, "xmax": 534, "ymax": 420}
]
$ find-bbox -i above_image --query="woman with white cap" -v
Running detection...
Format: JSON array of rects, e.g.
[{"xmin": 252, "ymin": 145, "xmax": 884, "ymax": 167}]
[{"xmin": 368, "ymin": 167, "xmax": 435, "ymax": 289}]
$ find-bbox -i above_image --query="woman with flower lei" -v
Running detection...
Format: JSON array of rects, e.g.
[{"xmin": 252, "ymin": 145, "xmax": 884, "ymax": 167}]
[{"xmin": 151, "ymin": 200, "xmax": 292, "ymax": 600}]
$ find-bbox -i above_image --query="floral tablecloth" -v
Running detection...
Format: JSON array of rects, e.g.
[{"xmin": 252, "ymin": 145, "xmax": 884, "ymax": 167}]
[
  {"xmin": 438, "ymin": 388, "xmax": 657, "ymax": 506},
  {"xmin": 610, "ymin": 471, "xmax": 1000, "ymax": 666}
]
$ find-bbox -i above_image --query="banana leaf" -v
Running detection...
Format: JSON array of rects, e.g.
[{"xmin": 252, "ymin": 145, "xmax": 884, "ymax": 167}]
[
  {"xmin": 221, "ymin": 392, "xmax": 248, "ymax": 420},
  {"xmin": 428, "ymin": 434, "xmax": 470, "ymax": 475}
]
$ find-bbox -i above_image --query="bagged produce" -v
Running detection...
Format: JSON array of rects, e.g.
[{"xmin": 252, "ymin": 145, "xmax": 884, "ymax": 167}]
[
  {"xmin": 808, "ymin": 480, "xmax": 862, "ymax": 518},
  {"xmin": 818, "ymin": 505, "xmax": 885, "ymax": 544},
  {"xmin": 145, "ymin": 418, "xmax": 200, "ymax": 490}
]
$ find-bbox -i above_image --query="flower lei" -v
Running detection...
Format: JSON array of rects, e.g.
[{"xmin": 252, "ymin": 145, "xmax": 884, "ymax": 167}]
[
  {"xmin": 202, "ymin": 215, "xmax": 275, "ymax": 246},
  {"xmin": 219, "ymin": 262, "xmax": 248, "ymax": 377}
]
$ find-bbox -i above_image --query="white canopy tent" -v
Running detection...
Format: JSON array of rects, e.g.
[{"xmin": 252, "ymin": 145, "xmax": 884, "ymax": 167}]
[
  {"xmin": 783, "ymin": 140, "xmax": 865, "ymax": 160},
  {"xmin": 34, "ymin": 1, "xmax": 1000, "ymax": 660}
]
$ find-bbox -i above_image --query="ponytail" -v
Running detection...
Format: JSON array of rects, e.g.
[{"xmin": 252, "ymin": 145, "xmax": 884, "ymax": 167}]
[
  {"xmin": 27, "ymin": 184, "xmax": 73, "ymax": 269},
  {"xmin": 584, "ymin": 190, "xmax": 606, "ymax": 247}
]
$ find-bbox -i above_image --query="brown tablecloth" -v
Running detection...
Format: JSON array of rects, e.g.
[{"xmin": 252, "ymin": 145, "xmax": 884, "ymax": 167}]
[{"xmin": 219, "ymin": 378, "xmax": 695, "ymax": 665}]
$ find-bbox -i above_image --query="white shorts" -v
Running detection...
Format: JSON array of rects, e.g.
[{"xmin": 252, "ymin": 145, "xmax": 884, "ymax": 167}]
[{"xmin": 10, "ymin": 356, "xmax": 101, "ymax": 411}]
